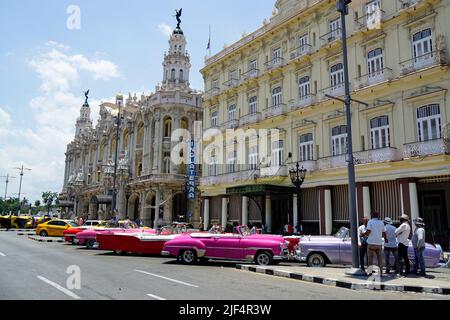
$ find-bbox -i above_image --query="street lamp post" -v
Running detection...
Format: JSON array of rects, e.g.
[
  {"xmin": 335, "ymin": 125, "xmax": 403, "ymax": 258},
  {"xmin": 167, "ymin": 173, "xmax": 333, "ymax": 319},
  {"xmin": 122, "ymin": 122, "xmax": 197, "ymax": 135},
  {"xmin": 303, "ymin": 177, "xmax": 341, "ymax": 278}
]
[
  {"xmin": 111, "ymin": 95, "xmax": 123, "ymax": 216},
  {"xmin": 1, "ymin": 174, "xmax": 15, "ymax": 200},
  {"xmin": 289, "ymin": 163, "xmax": 307, "ymax": 232},
  {"xmin": 14, "ymin": 165, "xmax": 32, "ymax": 214}
]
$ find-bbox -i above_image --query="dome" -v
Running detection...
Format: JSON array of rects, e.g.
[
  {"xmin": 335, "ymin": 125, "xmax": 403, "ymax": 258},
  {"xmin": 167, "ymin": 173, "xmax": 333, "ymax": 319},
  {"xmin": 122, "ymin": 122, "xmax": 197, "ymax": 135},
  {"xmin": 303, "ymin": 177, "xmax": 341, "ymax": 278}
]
[{"xmin": 116, "ymin": 93, "xmax": 124, "ymax": 100}]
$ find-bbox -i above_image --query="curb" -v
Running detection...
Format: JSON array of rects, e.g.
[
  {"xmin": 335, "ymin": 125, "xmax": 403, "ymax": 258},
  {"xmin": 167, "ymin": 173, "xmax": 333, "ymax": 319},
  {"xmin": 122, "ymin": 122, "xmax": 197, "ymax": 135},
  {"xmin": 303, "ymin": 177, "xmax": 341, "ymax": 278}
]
[
  {"xmin": 0, "ymin": 229, "xmax": 34, "ymax": 232},
  {"xmin": 28, "ymin": 236, "xmax": 64, "ymax": 243},
  {"xmin": 236, "ymin": 265, "xmax": 450, "ymax": 296}
]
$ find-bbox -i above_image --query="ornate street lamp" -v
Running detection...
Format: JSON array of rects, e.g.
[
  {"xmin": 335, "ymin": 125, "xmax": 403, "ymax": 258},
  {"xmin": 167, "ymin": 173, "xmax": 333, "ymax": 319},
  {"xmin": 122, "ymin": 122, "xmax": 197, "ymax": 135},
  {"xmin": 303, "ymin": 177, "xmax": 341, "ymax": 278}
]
[{"xmin": 289, "ymin": 163, "xmax": 307, "ymax": 232}]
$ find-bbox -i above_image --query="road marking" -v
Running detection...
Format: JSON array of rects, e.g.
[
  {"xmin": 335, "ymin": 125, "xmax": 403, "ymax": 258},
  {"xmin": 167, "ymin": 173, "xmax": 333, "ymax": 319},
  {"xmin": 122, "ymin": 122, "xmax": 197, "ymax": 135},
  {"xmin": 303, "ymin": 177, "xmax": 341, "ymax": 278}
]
[
  {"xmin": 147, "ymin": 293, "xmax": 167, "ymax": 300},
  {"xmin": 135, "ymin": 269, "xmax": 199, "ymax": 288},
  {"xmin": 0, "ymin": 252, "xmax": 6, "ymax": 257},
  {"xmin": 37, "ymin": 276, "xmax": 81, "ymax": 300}
]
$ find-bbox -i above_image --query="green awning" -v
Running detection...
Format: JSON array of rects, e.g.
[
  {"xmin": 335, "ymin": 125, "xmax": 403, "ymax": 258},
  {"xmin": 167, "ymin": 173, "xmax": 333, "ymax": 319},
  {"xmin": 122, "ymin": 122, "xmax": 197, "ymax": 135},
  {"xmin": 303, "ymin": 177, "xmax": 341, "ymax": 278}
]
[{"xmin": 226, "ymin": 184, "xmax": 294, "ymax": 196}]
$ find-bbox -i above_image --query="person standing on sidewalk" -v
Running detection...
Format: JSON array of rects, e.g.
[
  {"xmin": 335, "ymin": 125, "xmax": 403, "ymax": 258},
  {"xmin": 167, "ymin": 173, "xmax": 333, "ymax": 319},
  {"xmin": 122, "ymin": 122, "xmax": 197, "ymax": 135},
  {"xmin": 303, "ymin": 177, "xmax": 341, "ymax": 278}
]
[
  {"xmin": 358, "ymin": 217, "xmax": 369, "ymax": 272},
  {"xmin": 395, "ymin": 214, "xmax": 411, "ymax": 276},
  {"xmin": 383, "ymin": 217, "xmax": 399, "ymax": 274},
  {"xmin": 412, "ymin": 218, "xmax": 427, "ymax": 277},
  {"xmin": 364, "ymin": 212, "xmax": 387, "ymax": 276}
]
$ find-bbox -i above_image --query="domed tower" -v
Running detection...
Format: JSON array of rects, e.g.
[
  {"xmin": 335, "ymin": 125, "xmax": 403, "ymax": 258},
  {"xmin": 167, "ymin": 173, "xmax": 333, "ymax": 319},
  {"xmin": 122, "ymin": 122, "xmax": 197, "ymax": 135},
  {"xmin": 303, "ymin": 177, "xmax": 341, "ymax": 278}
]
[
  {"xmin": 75, "ymin": 90, "xmax": 93, "ymax": 137},
  {"xmin": 161, "ymin": 28, "xmax": 191, "ymax": 91}
]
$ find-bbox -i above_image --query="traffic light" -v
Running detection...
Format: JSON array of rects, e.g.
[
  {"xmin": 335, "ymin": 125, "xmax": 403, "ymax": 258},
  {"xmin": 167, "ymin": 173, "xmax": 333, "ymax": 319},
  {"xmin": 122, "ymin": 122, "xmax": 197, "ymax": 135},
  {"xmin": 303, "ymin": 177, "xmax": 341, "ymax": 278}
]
[{"xmin": 336, "ymin": 0, "xmax": 351, "ymax": 15}]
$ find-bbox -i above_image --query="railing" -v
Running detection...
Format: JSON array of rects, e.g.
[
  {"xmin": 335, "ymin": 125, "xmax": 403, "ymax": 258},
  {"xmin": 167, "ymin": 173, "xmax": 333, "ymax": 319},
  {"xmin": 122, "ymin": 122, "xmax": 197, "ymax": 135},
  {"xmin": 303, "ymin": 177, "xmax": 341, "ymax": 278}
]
[
  {"xmin": 320, "ymin": 28, "xmax": 342, "ymax": 45},
  {"xmin": 264, "ymin": 57, "xmax": 284, "ymax": 72},
  {"xmin": 240, "ymin": 112, "xmax": 262, "ymax": 126},
  {"xmin": 200, "ymin": 168, "xmax": 260, "ymax": 186},
  {"xmin": 263, "ymin": 103, "xmax": 288, "ymax": 118},
  {"xmin": 223, "ymin": 78, "xmax": 239, "ymax": 88},
  {"xmin": 290, "ymin": 44, "xmax": 312, "ymax": 60},
  {"xmin": 130, "ymin": 173, "xmax": 186, "ymax": 184},
  {"xmin": 353, "ymin": 147, "xmax": 402, "ymax": 165},
  {"xmin": 403, "ymin": 139, "xmax": 450, "ymax": 158},
  {"xmin": 354, "ymin": 68, "xmax": 393, "ymax": 89},
  {"xmin": 318, "ymin": 154, "xmax": 347, "ymax": 170},
  {"xmin": 241, "ymin": 69, "xmax": 259, "ymax": 81},
  {"xmin": 320, "ymin": 83, "xmax": 345, "ymax": 99},
  {"xmin": 355, "ymin": 10, "xmax": 387, "ymax": 31},
  {"xmin": 205, "ymin": 87, "xmax": 220, "ymax": 98},
  {"xmin": 399, "ymin": 0, "xmax": 422, "ymax": 10},
  {"xmin": 400, "ymin": 50, "xmax": 447, "ymax": 75},
  {"xmin": 260, "ymin": 165, "xmax": 288, "ymax": 177},
  {"xmin": 221, "ymin": 119, "xmax": 240, "ymax": 130},
  {"xmin": 290, "ymin": 160, "xmax": 317, "ymax": 172},
  {"xmin": 290, "ymin": 94, "xmax": 317, "ymax": 111}
]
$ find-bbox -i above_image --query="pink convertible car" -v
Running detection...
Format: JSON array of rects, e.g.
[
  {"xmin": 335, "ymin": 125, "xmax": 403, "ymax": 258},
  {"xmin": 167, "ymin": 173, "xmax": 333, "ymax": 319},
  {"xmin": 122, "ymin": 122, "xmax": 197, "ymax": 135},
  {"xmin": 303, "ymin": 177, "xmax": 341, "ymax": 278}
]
[{"xmin": 162, "ymin": 226, "xmax": 290, "ymax": 266}]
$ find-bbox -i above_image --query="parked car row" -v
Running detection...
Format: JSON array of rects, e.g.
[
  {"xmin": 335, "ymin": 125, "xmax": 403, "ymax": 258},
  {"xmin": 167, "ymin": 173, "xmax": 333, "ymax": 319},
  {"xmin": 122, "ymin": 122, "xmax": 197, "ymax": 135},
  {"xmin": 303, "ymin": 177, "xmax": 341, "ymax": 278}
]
[{"xmin": 31, "ymin": 219, "xmax": 444, "ymax": 268}]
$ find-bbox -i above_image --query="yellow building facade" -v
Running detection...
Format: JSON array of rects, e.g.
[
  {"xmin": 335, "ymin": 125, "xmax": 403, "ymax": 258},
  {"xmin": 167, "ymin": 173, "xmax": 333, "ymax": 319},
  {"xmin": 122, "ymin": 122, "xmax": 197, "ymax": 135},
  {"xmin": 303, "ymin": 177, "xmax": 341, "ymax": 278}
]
[{"xmin": 199, "ymin": 0, "xmax": 450, "ymax": 248}]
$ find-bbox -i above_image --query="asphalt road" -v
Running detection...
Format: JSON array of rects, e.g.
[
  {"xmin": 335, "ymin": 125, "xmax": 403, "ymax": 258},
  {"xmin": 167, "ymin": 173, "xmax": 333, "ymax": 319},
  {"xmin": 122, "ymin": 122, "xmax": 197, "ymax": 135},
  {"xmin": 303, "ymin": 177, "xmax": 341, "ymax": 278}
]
[{"xmin": 0, "ymin": 232, "xmax": 448, "ymax": 300}]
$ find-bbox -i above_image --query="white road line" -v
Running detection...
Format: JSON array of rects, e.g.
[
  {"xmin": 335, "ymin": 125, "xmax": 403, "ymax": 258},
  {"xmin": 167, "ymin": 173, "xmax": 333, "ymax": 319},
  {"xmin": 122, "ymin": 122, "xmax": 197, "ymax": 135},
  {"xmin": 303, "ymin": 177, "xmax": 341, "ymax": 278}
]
[
  {"xmin": 147, "ymin": 293, "xmax": 167, "ymax": 300},
  {"xmin": 0, "ymin": 252, "xmax": 6, "ymax": 257},
  {"xmin": 135, "ymin": 269, "xmax": 199, "ymax": 288},
  {"xmin": 37, "ymin": 276, "xmax": 81, "ymax": 300}
]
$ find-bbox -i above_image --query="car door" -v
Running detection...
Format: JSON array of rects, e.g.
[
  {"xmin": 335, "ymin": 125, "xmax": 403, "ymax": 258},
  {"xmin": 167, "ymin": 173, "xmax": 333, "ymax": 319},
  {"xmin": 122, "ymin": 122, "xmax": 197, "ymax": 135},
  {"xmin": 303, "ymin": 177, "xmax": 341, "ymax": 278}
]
[
  {"xmin": 202, "ymin": 235, "xmax": 244, "ymax": 259},
  {"xmin": 45, "ymin": 221, "xmax": 59, "ymax": 236},
  {"xmin": 339, "ymin": 235, "xmax": 353, "ymax": 265}
]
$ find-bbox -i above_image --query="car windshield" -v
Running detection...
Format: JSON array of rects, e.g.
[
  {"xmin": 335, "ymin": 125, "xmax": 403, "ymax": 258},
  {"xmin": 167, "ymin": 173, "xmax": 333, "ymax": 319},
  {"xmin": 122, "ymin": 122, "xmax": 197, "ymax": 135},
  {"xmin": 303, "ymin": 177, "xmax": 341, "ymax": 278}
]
[
  {"xmin": 335, "ymin": 227, "xmax": 349, "ymax": 239},
  {"xmin": 68, "ymin": 222, "xmax": 79, "ymax": 227},
  {"xmin": 208, "ymin": 225, "xmax": 223, "ymax": 234}
]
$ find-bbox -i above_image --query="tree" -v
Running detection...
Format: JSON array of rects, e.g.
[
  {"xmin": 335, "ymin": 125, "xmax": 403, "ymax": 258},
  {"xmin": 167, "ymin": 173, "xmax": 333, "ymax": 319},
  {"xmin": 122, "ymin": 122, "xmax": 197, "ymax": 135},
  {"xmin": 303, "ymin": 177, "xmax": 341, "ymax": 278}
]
[
  {"xmin": 34, "ymin": 200, "xmax": 41, "ymax": 207},
  {"xmin": 42, "ymin": 191, "xmax": 58, "ymax": 215}
]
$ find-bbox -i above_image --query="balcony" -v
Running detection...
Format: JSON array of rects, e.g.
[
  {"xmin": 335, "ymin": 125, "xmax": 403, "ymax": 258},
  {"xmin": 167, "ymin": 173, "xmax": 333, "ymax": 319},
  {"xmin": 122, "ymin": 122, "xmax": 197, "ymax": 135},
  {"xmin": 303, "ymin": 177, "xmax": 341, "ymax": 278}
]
[
  {"xmin": 130, "ymin": 173, "xmax": 186, "ymax": 185},
  {"xmin": 400, "ymin": 50, "xmax": 447, "ymax": 75},
  {"xmin": 318, "ymin": 154, "xmax": 347, "ymax": 170},
  {"xmin": 240, "ymin": 112, "xmax": 262, "ymax": 126},
  {"xmin": 355, "ymin": 10, "xmax": 387, "ymax": 31},
  {"xmin": 353, "ymin": 147, "xmax": 402, "ymax": 165},
  {"xmin": 264, "ymin": 57, "xmax": 284, "ymax": 72},
  {"xmin": 263, "ymin": 103, "xmax": 288, "ymax": 119},
  {"xmin": 292, "ymin": 160, "xmax": 317, "ymax": 173},
  {"xmin": 354, "ymin": 68, "xmax": 393, "ymax": 89},
  {"xmin": 399, "ymin": 0, "xmax": 423, "ymax": 10},
  {"xmin": 260, "ymin": 165, "xmax": 288, "ymax": 177},
  {"xmin": 201, "ymin": 169, "xmax": 260, "ymax": 186},
  {"xmin": 321, "ymin": 83, "xmax": 345, "ymax": 99},
  {"xmin": 242, "ymin": 69, "xmax": 259, "ymax": 81},
  {"xmin": 290, "ymin": 94, "xmax": 317, "ymax": 111},
  {"xmin": 403, "ymin": 139, "xmax": 450, "ymax": 159},
  {"xmin": 290, "ymin": 44, "xmax": 312, "ymax": 61},
  {"xmin": 205, "ymin": 87, "xmax": 220, "ymax": 99},
  {"xmin": 320, "ymin": 28, "xmax": 342, "ymax": 46},
  {"xmin": 221, "ymin": 119, "xmax": 240, "ymax": 131},
  {"xmin": 223, "ymin": 78, "xmax": 239, "ymax": 89}
]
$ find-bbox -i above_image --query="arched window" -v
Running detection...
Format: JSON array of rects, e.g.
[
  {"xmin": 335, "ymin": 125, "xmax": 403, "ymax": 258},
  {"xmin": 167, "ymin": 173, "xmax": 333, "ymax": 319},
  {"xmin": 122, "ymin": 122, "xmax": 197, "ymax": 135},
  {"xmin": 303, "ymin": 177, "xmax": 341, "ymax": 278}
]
[
  {"xmin": 370, "ymin": 116, "xmax": 390, "ymax": 149},
  {"xmin": 272, "ymin": 86, "xmax": 282, "ymax": 107},
  {"xmin": 179, "ymin": 69, "xmax": 184, "ymax": 82},
  {"xmin": 331, "ymin": 125, "xmax": 347, "ymax": 156},
  {"xmin": 249, "ymin": 96, "xmax": 257, "ymax": 114},
  {"xmin": 164, "ymin": 117, "xmax": 172, "ymax": 138},
  {"xmin": 367, "ymin": 48, "xmax": 384, "ymax": 79},
  {"xmin": 298, "ymin": 76, "xmax": 310, "ymax": 98},
  {"xmin": 412, "ymin": 28, "xmax": 433, "ymax": 66},
  {"xmin": 171, "ymin": 69, "xmax": 176, "ymax": 81},
  {"xmin": 299, "ymin": 133, "xmax": 314, "ymax": 161},
  {"xmin": 330, "ymin": 63, "xmax": 344, "ymax": 89}
]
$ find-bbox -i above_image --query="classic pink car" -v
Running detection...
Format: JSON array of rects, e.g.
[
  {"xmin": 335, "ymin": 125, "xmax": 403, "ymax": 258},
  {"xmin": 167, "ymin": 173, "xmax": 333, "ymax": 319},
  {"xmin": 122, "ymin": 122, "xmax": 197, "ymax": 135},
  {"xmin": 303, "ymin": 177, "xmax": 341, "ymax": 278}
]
[{"xmin": 162, "ymin": 225, "xmax": 290, "ymax": 266}]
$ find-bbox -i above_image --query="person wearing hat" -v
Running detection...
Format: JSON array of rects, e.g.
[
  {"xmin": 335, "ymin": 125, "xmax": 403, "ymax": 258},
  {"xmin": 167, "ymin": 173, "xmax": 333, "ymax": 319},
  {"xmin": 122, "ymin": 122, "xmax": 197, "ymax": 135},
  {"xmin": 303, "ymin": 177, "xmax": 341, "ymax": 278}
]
[
  {"xmin": 383, "ymin": 217, "xmax": 399, "ymax": 274},
  {"xmin": 412, "ymin": 217, "xmax": 427, "ymax": 276},
  {"xmin": 395, "ymin": 214, "xmax": 411, "ymax": 275}
]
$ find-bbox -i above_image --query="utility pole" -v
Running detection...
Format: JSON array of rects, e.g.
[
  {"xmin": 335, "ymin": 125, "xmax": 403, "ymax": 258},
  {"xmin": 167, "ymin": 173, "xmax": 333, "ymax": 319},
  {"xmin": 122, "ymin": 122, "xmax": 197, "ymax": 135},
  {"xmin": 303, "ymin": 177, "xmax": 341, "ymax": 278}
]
[
  {"xmin": 1, "ymin": 174, "xmax": 15, "ymax": 199},
  {"xmin": 14, "ymin": 165, "xmax": 32, "ymax": 214}
]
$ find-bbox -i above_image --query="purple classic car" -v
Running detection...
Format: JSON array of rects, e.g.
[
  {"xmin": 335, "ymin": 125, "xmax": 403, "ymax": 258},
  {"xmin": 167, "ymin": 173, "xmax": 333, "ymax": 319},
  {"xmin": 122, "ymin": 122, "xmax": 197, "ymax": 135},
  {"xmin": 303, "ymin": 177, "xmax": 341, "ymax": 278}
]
[
  {"xmin": 295, "ymin": 227, "xmax": 442, "ymax": 268},
  {"xmin": 162, "ymin": 225, "xmax": 290, "ymax": 266}
]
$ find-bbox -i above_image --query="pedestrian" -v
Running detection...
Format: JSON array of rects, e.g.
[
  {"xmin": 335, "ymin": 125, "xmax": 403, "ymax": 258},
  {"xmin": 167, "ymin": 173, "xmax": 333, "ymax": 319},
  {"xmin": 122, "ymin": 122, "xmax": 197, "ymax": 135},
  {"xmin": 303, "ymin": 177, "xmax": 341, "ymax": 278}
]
[
  {"xmin": 123, "ymin": 216, "xmax": 131, "ymax": 229},
  {"xmin": 287, "ymin": 224, "xmax": 294, "ymax": 235},
  {"xmin": 295, "ymin": 222, "xmax": 302, "ymax": 235},
  {"xmin": 358, "ymin": 217, "xmax": 369, "ymax": 272},
  {"xmin": 383, "ymin": 217, "xmax": 399, "ymax": 274},
  {"xmin": 412, "ymin": 218, "xmax": 427, "ymax": 277},
  {"xmin": 364, "ymin": 212, "xmax": 387, "ymax": 276},
  {"xmin": 395, "ymin": 214, "xmax": 411, "ymax": 276}
]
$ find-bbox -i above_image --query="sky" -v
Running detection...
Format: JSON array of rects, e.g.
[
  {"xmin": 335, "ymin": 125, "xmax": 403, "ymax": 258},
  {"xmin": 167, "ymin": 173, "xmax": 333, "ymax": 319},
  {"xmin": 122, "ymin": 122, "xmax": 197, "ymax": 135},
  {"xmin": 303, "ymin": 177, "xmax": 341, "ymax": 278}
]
[{"xmin": 0, "ymin": 0, "xmax": 275, "ymax": 203}]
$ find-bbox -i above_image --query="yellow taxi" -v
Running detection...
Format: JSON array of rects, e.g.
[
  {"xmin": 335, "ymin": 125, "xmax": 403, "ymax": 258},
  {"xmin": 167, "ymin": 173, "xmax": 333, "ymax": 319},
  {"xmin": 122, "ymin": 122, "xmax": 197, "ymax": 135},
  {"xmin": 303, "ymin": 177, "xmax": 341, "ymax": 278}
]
[{"xmin": 36, "ymin": 219, "xmax": 79, "ymax": 237}]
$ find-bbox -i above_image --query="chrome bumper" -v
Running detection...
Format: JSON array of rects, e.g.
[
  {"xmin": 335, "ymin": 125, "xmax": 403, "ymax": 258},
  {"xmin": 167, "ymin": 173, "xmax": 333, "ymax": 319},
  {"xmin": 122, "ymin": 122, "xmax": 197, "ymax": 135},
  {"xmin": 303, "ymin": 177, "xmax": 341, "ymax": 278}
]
[
  {"xmin": 294, "ymin": 250, "xmax": 307, "ymax": 262},
  {"xmin": 161, "ymin": 250, "xmax": 171, "ymax": 256}
]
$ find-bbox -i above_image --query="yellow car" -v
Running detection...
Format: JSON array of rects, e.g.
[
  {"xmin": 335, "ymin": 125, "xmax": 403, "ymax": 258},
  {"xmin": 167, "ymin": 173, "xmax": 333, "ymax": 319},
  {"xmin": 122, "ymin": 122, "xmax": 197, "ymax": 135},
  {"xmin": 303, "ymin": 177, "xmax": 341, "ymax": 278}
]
[{"xmin": 36, "ymin": 219, "xmax": 79, "ymax": 237}]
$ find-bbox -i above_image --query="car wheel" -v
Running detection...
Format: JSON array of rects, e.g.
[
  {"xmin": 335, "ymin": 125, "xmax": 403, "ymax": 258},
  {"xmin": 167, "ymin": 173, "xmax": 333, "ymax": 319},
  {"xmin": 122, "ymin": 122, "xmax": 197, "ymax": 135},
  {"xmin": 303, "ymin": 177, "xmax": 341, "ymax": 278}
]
[
  {"xmin": 255, "ymin": 251, "xmax": 274, "ymax": 266},
  {"xmin": 307, "ymin": 253, "xmax": 326, "ymax": 268},
  {"xmin": 180, "ymin": 249, "xmax": 197, "ymax": 264},
  {"xmin": 86, "ymin": 239, "xmax": 96, "ymax": 249},
  {"xmin": 39, "ymin": 230, "xmax": 48, "ymax": 237}
]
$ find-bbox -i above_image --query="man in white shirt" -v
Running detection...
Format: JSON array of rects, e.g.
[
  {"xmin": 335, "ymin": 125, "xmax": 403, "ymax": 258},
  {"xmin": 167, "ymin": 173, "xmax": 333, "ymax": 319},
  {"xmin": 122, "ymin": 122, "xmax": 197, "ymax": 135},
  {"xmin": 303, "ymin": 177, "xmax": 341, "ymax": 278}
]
[
  {"xmin": 364, "ymin": 212, "xmax": 387, "ymax": 276},
  {"xmin": 358, "ymin": 217, "xmax": 369, "ymax": 272},
  {"xmin": 395, "ymin": 214, "xmax": 411, "ymax": 275}
]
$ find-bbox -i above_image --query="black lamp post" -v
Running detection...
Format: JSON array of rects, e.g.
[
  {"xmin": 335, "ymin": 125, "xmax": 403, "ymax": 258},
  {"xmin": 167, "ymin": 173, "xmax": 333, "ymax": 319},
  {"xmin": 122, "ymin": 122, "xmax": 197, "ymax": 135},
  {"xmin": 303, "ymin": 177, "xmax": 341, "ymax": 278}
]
[
  {"xmin": 289, "ymin": 163, "xmax": 307, "ymax": 232},
  {"xmin": 111, "ymin": 94, "xmax": 123, "ymax": 216}
]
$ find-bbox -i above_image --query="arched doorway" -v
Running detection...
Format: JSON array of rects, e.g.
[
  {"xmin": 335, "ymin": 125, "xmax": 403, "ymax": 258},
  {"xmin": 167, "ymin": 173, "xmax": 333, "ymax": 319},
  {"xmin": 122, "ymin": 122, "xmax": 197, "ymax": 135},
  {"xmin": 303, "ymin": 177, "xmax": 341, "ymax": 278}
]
[
  {"xmin": 127, "ymin": 194, "xmax": 140, "ymax": 221},
  {"xmin": 172, "ymin": 193, "xmax": 188, "ymax": 222},
  {"xmin": 144, "ymin": 193, "xmax": 156, "ymax": 227}
]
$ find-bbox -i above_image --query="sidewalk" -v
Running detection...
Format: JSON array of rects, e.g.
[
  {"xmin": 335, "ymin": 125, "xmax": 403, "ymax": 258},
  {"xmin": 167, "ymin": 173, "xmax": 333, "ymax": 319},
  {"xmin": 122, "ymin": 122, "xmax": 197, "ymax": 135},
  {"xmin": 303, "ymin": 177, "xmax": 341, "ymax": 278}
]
[{"xmin": 236, "ymin": 263, "xmax": 450, "ymax": 296}]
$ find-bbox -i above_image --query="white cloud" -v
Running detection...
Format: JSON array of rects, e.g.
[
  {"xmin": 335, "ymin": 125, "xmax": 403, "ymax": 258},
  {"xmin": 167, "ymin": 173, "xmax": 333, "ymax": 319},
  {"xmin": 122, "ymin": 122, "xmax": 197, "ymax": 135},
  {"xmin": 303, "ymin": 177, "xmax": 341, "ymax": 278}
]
[
  {"xmin": 158, "ymin": 23, "xmax": 173, "ymax": 38},
  {"xmin": 0, "ymin": 43, "xmax": 121, "ymax": 202}
]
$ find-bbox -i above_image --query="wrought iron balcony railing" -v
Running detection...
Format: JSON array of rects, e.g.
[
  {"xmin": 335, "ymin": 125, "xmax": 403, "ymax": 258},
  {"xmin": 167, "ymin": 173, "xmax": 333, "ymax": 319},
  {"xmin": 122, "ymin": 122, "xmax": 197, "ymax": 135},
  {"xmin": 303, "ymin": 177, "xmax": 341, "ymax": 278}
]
[
  {"xmin": 400, "ymin": 50, "xmax": 447, "ymax": 75},
  {"xmin": 264, "ymin": 57, "xmax": 285, "ymax": 72},
  {"xmin": 290, "ymin": 44, "xmax": 312, "ymax": 61},
  {"xmin": 221, "ymin": 119, "xmax": 240, "ymax": 130},
  {"xmin": 290, "ymin": 94, "xmax": 317, "ymax": 111},
  {"xmin": 320, "ymin": 28, "xmax": 342, "ymax": 45},
  {"xmin": 200, "ymin": 168, "xmax": 260, "ymax": 186},
  {"xmin": 354, "ymin": 68, "xmax": 393, "ymax": 89},
  {"xmin": 263, "ymin": 103, "xmax": 288, "ymax": 119},
  {"xmin": 353, "ymin": 147, "xmax": 402, "ymax": 165},
  {"xmin": 260, "ymin": 165, "xmax": 288, "ymax": 177},
  {"xmin": 403, "ymin": 138, "xmax": 450, "ymax": 158},
  {"xmin": 240, "ymin": 112, "xmax": 262, "ymax": 126},
  {"xmin": 241, "ymin": 69, "xmax": 259, "ymax": 81},
  {"xmin": 223, "ymin": 78, "xmax": 239, "ymax": 88},
  {"xmin": 320, "ymin": 83, "xmax": 346, "ymax": 99},
  {"xmin": 205, "ymin": 87, "xmax": 221, "ymax": 98},
  {"xmin": 355, "ymin": 9, "xmax": 387, "ymax": 31}
]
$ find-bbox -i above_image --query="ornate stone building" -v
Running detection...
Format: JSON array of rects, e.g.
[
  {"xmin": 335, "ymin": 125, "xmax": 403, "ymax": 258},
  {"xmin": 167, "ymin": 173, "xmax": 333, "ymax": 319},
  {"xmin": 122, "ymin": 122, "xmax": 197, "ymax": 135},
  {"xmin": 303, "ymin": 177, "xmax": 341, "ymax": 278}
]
[{"xmin": 60, "ymin": 26, "xmax": 203, "ymax": 227}]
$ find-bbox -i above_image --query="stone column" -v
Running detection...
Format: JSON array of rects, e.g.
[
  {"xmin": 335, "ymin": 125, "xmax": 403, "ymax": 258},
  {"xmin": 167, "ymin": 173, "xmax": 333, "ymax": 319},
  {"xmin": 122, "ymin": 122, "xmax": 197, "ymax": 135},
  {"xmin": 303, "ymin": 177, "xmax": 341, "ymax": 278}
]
[
  {"xmin": 203, "ymin": 198, "xmax": 210, "ymax": 231},
  {"xmin": 153, "ymin": 190, "xmax": 161, "ymax": 228},
  {"xmin": 170, "ymin": 116, "xmax": 180, "ymax": 174},
  {"xmin": 409, "ymin": 181, "xmax": 420, "ymax": 231},
  {"xmin": 363, "ymin": 185, "xmax": 371, "ymax": 218},
  {"xmin": 242, "ymin": 196, "xmax": 249, "ymax": 226},
  {"xmin": 265, "ymin": 195, "xmax": 272, "ymax": 233},
  {"xmin": 142, "ymin": 121, "xmax": 150, "ymax": 175},
  {"xmin": 293, "ymin": 194, "xmax": 298, "ymax": 228},
  {"xmin": 117, "ymin": 187, "xmax": 126, "ymax": 219},
  {"xmin": 221, "ymin": 197, "xmax": 228, "ymax": 229},
  {"xmin": 152, "ymin": 117, "xmax": 161, "ymax": 173},
  {"xmin": 325, "ymin": 189, "xmax": 333, "ymax": 235}
]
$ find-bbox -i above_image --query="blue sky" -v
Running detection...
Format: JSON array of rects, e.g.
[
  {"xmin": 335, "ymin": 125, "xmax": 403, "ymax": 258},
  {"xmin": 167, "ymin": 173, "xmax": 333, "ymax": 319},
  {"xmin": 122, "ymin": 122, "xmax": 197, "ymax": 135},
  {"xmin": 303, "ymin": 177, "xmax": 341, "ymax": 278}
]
[{"xmin": 0, "ymin": 1, "xmax": 275, "ymax": 203}]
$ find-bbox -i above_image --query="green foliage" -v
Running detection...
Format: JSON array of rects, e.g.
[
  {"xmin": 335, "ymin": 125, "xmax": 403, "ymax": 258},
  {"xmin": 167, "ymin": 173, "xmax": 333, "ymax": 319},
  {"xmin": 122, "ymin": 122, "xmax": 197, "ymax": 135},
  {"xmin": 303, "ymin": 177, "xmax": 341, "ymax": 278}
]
[
  {"xmin": 0, "ymin": 197, "xmax": 20, "ymax": 214},
  {"xmin": 34, "ymin": 200, "xmax": 41, "ymax": 207},
  {"xmin": 42, "ymin": 191, "xmax": 58, "ymax": 214}
]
